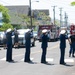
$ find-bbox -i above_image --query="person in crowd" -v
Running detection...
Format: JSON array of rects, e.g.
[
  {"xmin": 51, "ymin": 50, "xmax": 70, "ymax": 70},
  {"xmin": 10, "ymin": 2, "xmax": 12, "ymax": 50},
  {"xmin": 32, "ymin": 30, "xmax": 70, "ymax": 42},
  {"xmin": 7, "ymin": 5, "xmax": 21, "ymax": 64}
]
[
  {"xmin": 41, "ymin": 29, "xmax": 49, "ymax": 64},
  {"xmin": 59, "ymin": 30, "xmax": 67, "ymax": 65},
  {"xmin": 68, "ymin": 30, "xmax": 75, "ymax": 57},
  {"xmin": 6, "ymin": 28, "xmax": 14, "ymax": 62},
  {"xmin": 14, "ymin": 28, "xmax": 19, "ymax": 48},
  {"xmin": 24, "ymin": 29, "xmax": 33, "ymax": 63}
]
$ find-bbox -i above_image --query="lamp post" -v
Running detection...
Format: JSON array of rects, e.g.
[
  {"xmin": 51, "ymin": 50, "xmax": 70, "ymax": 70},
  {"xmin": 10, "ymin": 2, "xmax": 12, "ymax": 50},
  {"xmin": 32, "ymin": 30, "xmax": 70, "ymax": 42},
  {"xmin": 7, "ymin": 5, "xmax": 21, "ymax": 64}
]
[{"xmin": 29, "ymin": 0, "xmax": 39, "ymax": 29}]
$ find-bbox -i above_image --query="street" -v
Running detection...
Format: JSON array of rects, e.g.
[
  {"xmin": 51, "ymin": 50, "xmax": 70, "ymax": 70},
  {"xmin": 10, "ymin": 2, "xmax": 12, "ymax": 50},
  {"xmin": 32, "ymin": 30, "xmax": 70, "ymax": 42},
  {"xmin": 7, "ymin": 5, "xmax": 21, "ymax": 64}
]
[{"xmin": 0, "ymin": 40, "xmax": 75, "ymax": 75}]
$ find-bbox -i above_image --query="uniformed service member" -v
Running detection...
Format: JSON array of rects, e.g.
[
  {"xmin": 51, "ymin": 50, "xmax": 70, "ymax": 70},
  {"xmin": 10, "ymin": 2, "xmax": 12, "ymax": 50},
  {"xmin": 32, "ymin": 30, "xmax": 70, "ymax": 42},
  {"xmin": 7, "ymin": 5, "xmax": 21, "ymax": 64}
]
[
  {"xmin": 41, "ymin": 29, "xmax": 49, "ymax": 64},
  {"xmin": 59, "ymin": 30, "xmax": 66, "ymax": 65},
  {"xmin": 6, "ymin": 28, "xmax": 14, "ymax": 62},
  {"xmin": 24, "ymin": 29, "xmax": 33, "ymax": 62}
]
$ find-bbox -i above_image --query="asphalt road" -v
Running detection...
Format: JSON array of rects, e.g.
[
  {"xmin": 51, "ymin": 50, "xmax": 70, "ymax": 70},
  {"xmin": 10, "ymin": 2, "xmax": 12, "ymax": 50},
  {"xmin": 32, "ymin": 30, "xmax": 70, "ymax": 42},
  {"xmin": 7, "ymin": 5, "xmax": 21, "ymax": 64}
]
[{"xmin": 0, "ymin": 40, "xmax": 75, "ymax": 75}]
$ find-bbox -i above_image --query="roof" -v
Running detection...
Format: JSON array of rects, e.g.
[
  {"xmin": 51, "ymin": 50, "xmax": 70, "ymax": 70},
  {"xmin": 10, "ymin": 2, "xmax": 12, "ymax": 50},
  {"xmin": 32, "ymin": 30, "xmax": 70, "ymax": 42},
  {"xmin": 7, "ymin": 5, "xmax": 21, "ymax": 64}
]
[
  {"xmin": 5, "ymin": 5, "xmax": 29, "ymax": 15},
  {"xmin": 5, "ymin": 5, "xmax": 29, "ymax": 25}
]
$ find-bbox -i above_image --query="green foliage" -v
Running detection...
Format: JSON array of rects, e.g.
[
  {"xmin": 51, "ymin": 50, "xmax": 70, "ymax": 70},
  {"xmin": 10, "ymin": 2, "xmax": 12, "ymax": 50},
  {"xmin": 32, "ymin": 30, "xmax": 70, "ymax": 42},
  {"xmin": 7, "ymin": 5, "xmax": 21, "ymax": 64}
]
[
  {"xmin": 0, "ymin": 5, "xmax": 11, "ymax": 31},
  {"xmin": 71, "ymin": 1, "xmax": 75, "ymax": 6},
  {"xmin": 18, "ymin": 11, "xmax": 51, "ymax": 27},
  {"xmin": 37, "ymin": 12, "xmax": 51, "ymax": 25},
  {"xmin": 0, "ymin": 23, "xmax": 13, "ymax": 31},
  {"xmin": 18, "ymin": 14, "xmax": 30, "ymax": 27},
  {"xmin": 0, "ymin": 5, "xmax": 10, "ymax": 23},
  {"xmin": 13, "ymin": 24, "xmax": 22, "ymax": 29}
]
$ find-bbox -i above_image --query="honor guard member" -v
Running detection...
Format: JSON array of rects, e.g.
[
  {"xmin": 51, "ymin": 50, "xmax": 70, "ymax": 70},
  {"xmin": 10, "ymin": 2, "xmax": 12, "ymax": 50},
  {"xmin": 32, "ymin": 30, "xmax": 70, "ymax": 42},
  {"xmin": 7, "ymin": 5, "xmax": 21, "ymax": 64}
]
[
  {"xmin": 68, "ymin": 30, "xmax": 75, "ymax": 57},
  {"xmin": 6, "ymin": 28, "xmax": 14, "ymax": 62},
  {"xmin": 24, "ymin": 29, "xmax": 33, "ymax": 62},
  {"xmin": 41, "ymin": 29, "xmax": 49, "ymax": 64},
  {"xmin": 59, "ymin": 30, "xmax": 66, "ymax": 65}
]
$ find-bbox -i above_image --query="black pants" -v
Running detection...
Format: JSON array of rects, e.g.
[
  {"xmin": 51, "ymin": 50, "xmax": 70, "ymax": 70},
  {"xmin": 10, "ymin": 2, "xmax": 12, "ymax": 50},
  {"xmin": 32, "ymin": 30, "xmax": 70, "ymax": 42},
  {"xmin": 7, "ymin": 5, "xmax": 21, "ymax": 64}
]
[
  {"xmin": 24, "ymin": 47, "xmax": 30, "ymax": 62},
  {"xmin": 41, "ymin": 47, "xmax": 47, "ymax": 62},
  {"xmin": 69, "ymin": 43, "xmax": 75, "ymax": 56},
  {"xmin": 60, "ymin": 48, "xmax": 65, "ymax": 64},
  {"xmin": 6, "ymin": 45, "xmax": 12, "ymax": 61}
]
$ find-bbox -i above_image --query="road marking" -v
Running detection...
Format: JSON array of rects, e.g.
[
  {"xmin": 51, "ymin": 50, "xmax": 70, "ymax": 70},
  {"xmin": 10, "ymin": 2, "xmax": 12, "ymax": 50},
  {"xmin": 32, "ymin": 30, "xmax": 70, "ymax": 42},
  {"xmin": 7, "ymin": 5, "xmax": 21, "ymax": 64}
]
[
  {"xmin": 0, "ymin": 57, "xmax": 74, "ymax": 63},
  {"xmin": 0, "ymin": 57, "xmax": 6, "ymax": 60},
  {"xmin": 65, "ymin": 59, "xmax": 74, "ymax": 62},
  {"xmin": 31, "ymin": 44, "xmax": 59, "ymax": 54},
  {"xmin": 13, "ymin": 44, "xmax": 59, "ymax": 57},
  {"xmin": 47, "ymin": 44, "xmax": 59, "ymax": 51},
  {"xmin": 21, "ymin": 57, "xmax": 34, "ymax": 61},
  {"xmin": 46, "ymin": 58, "xmax": 54, "ymax": 62}
]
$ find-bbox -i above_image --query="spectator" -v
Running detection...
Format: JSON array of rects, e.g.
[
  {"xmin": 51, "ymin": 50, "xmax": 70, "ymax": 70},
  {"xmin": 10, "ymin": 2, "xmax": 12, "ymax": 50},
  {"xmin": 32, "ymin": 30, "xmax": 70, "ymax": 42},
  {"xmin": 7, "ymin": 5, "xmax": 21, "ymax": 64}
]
[
  {"xmin": 68, "ymin": 30, "xmax": 75, "ymax": 57},
  {"xmin": 14, "ymin": 29, "xmax": 19, "ymax": 48}
]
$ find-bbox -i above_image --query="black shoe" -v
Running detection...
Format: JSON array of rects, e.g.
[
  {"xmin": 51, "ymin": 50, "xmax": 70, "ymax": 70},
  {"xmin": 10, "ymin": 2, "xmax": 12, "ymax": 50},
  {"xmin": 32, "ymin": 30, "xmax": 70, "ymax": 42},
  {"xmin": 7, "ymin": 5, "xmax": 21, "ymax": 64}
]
[
  {"xmin": 72, "ymin": 55, "xmax": 75, "ymax": 57},
  {"xmin": 6, "ymin": 60, "xmax": 14, "ymax": 62},
  {"xmin": 41, "ymin": 61, "xmax": 48, "ymax": 64},
  {"xmin": 24, "ymin": 60, "xmax": 32, "ymax": 63},
  {"xmin": 60, "ymin": 62, "xmax": 66, "ymax": 65}
]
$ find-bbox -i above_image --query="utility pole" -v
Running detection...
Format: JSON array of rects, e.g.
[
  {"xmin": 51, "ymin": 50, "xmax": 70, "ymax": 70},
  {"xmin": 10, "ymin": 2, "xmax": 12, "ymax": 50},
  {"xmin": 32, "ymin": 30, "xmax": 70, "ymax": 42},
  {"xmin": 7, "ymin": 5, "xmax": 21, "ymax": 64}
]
[
  {"xmin": 29, "ymin": 0, "xmax": 39, "ymax": 29},
  {"xmin": 52, "ymin": 6, "xmax": 57, "ymax": 25},
  {"xmin": 64, "ymin": 12, "xmax": 68, "ymax": 27},
  {"xmin": 29, "ymin": 0, "xmax": 32, "ymax": 29},
  {"xmin": 59, "ymin": 8, "xmax": 63, "ymax": 27}
]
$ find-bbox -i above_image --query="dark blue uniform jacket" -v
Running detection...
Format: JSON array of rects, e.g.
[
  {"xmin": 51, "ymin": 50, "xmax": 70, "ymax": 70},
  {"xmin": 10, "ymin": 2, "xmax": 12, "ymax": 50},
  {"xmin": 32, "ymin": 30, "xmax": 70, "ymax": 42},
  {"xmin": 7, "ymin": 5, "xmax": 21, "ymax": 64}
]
[
  {"xmin": 60, "ymin": 34, "xmax": 66, "ymax": 49},
  {"xmin": 25, "ymin": 32, "xmax": 32, "ymax": 47},
  {"xmin": 6, "ymin": 32, "xmax": 12, "ymax": 45},
  {"xmin": 41, "ymin": 34, "xmax": 48, "ymax": 48}
]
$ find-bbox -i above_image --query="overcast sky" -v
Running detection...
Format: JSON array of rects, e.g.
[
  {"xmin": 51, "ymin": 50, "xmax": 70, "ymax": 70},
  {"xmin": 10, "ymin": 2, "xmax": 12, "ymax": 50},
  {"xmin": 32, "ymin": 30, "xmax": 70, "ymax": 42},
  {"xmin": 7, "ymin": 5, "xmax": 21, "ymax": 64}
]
[{"xmin": 0, "ymin": 0, "xmax": 75, "ymax": 24}]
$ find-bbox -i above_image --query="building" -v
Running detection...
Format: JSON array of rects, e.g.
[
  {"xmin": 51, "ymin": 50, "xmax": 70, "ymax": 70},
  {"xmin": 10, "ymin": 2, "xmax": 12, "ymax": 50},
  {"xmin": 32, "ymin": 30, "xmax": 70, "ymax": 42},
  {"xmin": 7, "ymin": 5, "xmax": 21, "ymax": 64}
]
[
  {"xmin": 5, "ymin": 5, "xmax": 29, "ymax": 26},
  {"xmin": 5, "ymin": 5, "xmax": 50, "ymax": 26}
]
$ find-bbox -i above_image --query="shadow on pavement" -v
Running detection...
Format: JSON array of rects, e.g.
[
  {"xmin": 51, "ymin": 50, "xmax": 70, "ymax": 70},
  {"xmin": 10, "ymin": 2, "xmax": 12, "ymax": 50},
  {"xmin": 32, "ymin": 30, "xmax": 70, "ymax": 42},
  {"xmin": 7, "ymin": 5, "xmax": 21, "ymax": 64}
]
[
  {"xmin": 41, "ymin": 62, "xmax": 55, "ymax": 65},
  {"xmin": 61, "ymin": 64, "xmax": 74, "ymax": 67}
]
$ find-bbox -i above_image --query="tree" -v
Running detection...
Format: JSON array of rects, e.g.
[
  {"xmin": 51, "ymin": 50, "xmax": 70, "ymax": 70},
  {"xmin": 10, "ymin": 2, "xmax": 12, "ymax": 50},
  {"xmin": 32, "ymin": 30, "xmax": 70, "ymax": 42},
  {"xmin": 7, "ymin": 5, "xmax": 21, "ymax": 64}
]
[
  {"xmin": 71, "ymin": 1, "xmax": 75, "ymax": 6},
  {"xmin": 0, "ymin": 23, "xmax": 13, "ymax": 31},
  {"xmin": 37, "ymin": 12, "xmax": 51, "ymax": 25},
  {"xmin": 0, "ymin": 5, "xmax": 13, "ymax": 31},
  {"xmin": 0, "ymin": 5, "xmax": 10, "ymax": 23}
]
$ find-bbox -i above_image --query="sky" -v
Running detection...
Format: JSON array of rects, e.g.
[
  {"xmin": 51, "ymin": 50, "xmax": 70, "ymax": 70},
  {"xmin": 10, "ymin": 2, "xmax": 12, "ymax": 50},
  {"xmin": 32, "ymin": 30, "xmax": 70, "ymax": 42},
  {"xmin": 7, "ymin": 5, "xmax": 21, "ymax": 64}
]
[{"xmin": 0, "ymin": 0, "xmax": 75, "ymax": 24}]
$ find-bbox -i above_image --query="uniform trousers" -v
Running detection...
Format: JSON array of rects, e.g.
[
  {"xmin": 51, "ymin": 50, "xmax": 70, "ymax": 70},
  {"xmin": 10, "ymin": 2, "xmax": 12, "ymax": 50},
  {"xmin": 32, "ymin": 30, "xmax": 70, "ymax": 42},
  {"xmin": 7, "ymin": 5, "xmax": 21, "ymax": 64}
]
[
  {"xmin": 60, "ymin": 48, "xmax": 65, "ymax": 64},
  {"xmin": 6, "ymin": 44, "xmax": 12, "ymax": 61},
  {"xmin": 24, "ymin": 47, "xmax": 30, "ymax": 62},
  {"xmin": 41, "ymin": 47, "xmax": 47, "ymax": 62}
]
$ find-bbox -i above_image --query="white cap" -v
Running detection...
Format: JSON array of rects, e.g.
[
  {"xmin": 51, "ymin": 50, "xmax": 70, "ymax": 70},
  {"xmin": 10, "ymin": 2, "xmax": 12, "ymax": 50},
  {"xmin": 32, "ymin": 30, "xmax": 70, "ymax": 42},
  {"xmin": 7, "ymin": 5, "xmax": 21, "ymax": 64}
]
[
  {"xmin": 60, "ymin": 30, "xmax": 66, "ymax": 34},
  {"xmin": 42, "ymin": 29, "xmax": 47, "ymax": 33},
  {"xmin": 6, "ymin": 28, "xmax": 12, "ymax": 33},
  {"xmin": 26, "ymin": 29, "xmax": 31, "ymax": 32}
]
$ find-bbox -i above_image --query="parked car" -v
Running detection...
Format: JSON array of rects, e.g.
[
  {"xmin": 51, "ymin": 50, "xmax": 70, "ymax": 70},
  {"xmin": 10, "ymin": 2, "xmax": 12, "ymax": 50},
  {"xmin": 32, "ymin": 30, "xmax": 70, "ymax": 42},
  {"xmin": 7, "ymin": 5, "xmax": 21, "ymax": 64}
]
[
  {"xmin": 12, "ymin": 29, "xmax": 35, "ymax": 47},
  {"xmin": 0, "ymin": 31, "xmax": 4, "ymax": 45}
]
